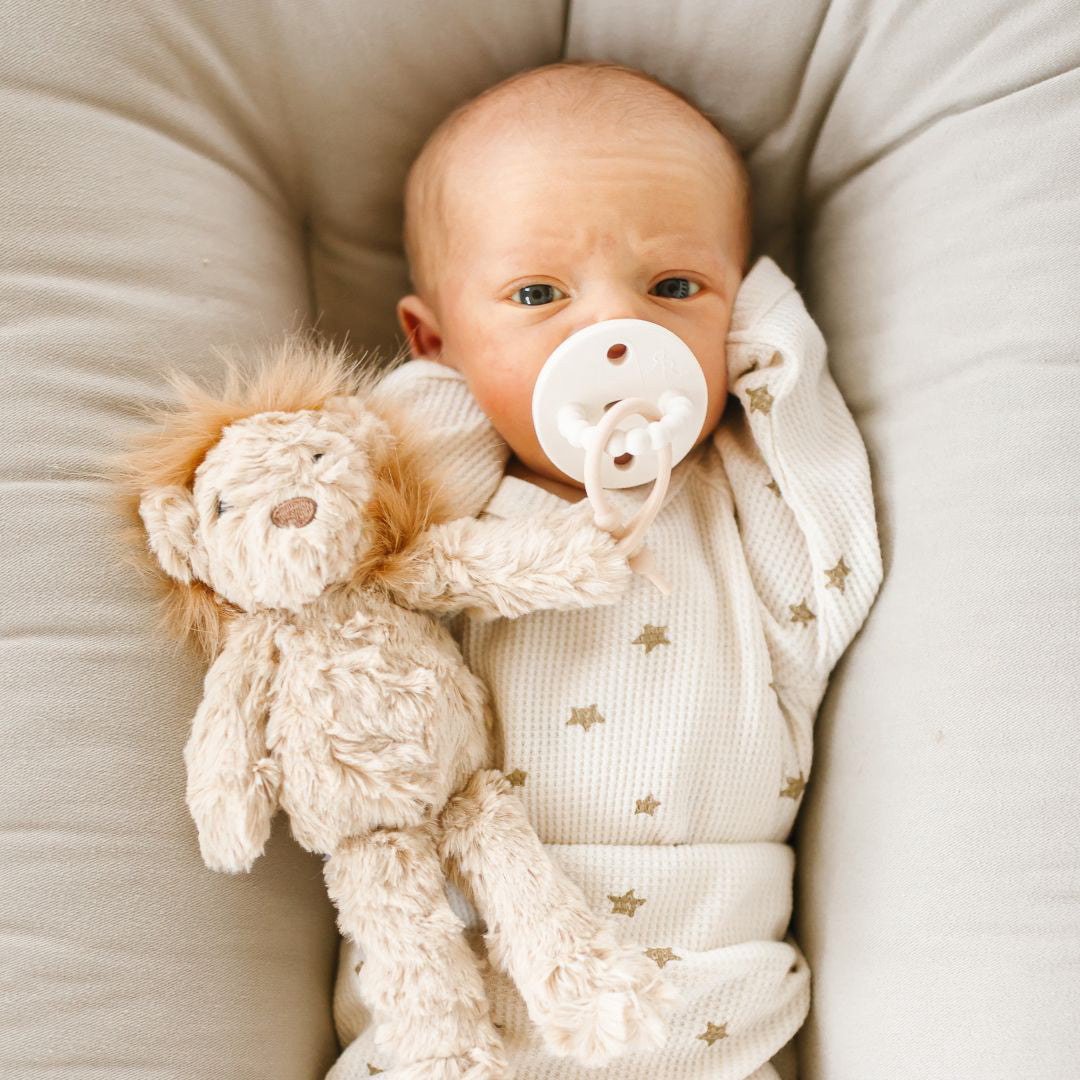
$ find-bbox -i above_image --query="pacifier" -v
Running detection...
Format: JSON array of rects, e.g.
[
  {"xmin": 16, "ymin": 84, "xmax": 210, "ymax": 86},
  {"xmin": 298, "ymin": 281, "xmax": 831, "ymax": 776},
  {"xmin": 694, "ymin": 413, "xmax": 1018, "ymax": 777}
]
[{"xmin": 531, "ymin": 319, "xmax": 708, "ymax": 595}]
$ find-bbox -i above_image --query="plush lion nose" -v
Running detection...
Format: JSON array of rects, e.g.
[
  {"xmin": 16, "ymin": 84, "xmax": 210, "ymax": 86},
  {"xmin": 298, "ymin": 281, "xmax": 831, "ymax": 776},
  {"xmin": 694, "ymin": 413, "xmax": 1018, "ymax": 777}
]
[{"xmin": 270, "ymin": 496, "xmax": 316, "ymax": 528}]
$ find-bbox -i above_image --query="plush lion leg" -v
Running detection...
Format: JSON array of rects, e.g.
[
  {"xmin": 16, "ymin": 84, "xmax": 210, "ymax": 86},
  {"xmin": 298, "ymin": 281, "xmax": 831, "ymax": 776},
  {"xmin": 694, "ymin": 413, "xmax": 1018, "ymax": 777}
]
[
  {"xmin": 438, "ymin": 770, "xmax": 679, "ymax": 1068},
  {"xmin": 323, "ymin": 820, "xmax": 510, "ymax": 1079}
]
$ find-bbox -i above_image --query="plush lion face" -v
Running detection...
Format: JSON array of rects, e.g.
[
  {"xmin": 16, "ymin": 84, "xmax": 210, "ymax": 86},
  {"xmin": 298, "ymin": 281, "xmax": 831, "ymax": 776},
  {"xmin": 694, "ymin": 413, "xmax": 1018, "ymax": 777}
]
[
  {"xmin": 115, "ymin": 338, "xmax": 449, "ymax": 648},
  {"xmin": 140, "ymin": 403, "xmax": 390, "ymax": 614}
]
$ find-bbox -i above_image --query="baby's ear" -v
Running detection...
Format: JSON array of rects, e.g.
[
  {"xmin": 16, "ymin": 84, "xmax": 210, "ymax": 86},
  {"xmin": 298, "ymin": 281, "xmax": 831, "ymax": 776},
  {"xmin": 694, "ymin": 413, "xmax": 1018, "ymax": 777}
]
[
  {"xmin": 397, "ymin": 294, "xmax": 446, "ymax": 365},
  {"xmin": 138, "ymin": 484, "xmax": 199, "ymax": 583}
]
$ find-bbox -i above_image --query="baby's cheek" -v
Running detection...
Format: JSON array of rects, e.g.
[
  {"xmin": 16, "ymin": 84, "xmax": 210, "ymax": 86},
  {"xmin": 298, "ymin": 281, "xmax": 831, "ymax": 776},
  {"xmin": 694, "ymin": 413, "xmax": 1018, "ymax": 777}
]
[
  {"xmin": 465, "ymin": 365, "xmax": 533, "ymax": 446},
  {"xmin": 696, "ymin": 347, "xmax": 730, "ymax": 441}
]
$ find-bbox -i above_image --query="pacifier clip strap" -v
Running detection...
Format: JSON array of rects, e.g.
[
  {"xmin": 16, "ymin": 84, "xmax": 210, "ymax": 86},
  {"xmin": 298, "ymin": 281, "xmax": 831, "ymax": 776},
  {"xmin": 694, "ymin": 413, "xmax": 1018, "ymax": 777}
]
[{"xmin": 583, "ymin": 397, "xmax": 672, "ymax": 595}]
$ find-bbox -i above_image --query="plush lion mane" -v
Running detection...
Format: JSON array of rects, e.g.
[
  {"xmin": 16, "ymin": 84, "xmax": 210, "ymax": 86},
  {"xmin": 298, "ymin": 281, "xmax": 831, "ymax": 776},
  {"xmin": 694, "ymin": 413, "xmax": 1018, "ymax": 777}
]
[{"xmin": 104, "ymin": 330, "xmax": 459, "ymax": 660}]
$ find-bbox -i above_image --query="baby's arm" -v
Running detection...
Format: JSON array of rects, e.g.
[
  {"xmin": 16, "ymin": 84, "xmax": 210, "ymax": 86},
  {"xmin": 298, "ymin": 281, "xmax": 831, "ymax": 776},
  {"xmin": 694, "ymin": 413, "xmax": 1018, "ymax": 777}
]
[
  {"xmin": 372, "ymin": 358, "xmax": 509, "ymax": 519},
  {"xmin": 378, "ymin": 502, "xmax": 632, "ymax": 621},
  {"xmin": 713, "ymin": 258, "xmax": 884, "ymax": 692}
]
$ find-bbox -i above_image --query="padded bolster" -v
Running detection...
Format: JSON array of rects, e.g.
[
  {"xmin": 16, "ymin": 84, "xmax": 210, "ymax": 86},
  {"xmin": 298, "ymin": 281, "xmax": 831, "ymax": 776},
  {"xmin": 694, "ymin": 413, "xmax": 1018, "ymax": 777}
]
[
  {"xmin": 0, "ymin": 1, "xmax": 563, "ymax": 1076},
  {"xmin": 569, "ymin": 1, "xmax": 1080, "ymax": 1076}
]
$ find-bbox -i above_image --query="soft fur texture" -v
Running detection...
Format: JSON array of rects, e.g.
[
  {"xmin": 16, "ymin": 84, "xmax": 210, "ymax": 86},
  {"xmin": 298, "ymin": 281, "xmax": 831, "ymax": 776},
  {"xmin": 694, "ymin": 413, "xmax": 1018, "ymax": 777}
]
[{"xmin": 116, "ymin": 338, "xmax": 679, "ymax": 1078}]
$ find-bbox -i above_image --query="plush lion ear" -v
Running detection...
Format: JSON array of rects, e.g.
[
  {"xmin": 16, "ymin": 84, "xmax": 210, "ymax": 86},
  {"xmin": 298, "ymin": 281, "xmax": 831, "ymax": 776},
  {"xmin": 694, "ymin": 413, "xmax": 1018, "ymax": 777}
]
[
  {"xmin": 322, "ymin": 394, "xmax": 367, "ymax": 421},
  {"xmin": 138, "ymin": 484, "xmax": 199, "ymax": 583},
  {"xmin": 323, "ymin": 393, "xmax": 393, "ymax": 448}
]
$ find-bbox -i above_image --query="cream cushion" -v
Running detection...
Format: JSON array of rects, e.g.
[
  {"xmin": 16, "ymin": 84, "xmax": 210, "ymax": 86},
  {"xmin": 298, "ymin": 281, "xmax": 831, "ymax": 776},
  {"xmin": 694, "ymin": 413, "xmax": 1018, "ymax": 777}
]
[{"xmin": 2, "ymin": 1, "xmax": 1077, "ymax": 1077}]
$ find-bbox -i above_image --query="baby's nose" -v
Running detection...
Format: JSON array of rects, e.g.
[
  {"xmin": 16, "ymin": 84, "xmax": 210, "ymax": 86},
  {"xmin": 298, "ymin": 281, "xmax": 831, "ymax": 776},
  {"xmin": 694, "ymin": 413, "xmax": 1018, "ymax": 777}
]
[
  {"xmin": 270, "ymin": 496, "xmax": 316, "ymax": 528},
  {"xmin": 575, "ymin": 295, "xmax": 654, "ymax": 334}
]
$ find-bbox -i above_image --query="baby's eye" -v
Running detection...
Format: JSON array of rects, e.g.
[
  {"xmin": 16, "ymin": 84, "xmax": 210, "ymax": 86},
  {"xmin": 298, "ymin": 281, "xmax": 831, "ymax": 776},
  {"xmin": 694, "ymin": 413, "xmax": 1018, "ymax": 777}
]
[
  {"xmin": 312, "ymin": 452, "xmax": 324, "ymax": 462},
  {"xmin": 650, "ymin": 277, "xmax": 700, "ymax": 299},
  {"xmin": 215, "ymin": 496, "xmax": 230, "ymax": 517},
  {"xmin": 510, "ymin": 283, "xmax": 567, "ymax": 306}
]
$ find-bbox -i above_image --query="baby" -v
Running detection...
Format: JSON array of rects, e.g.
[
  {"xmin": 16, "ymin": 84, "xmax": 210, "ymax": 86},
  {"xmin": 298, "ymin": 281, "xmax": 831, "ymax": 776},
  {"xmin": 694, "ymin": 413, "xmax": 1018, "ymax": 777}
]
[{"xmin": 329, "ymin": 60, "xmax": 883, "ymax": 1080}]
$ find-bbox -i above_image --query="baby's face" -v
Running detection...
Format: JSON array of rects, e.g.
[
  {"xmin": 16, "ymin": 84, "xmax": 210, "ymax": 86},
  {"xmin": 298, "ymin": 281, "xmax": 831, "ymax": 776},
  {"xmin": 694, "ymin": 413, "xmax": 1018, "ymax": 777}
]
[{"xmin": 399, "ymin": 124, "xmax": 745, "ymax": 487}]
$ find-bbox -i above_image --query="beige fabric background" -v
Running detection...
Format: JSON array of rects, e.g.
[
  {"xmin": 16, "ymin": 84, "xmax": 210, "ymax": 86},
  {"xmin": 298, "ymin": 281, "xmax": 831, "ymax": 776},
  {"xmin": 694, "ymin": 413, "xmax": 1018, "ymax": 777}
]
[{"xmin": 2, "ymin": 1, "xmax": 1077, "ymax": 1078}]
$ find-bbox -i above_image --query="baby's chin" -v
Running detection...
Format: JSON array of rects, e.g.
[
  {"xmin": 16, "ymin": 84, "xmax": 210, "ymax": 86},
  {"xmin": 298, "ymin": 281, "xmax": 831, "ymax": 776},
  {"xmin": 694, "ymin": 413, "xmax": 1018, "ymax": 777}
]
[
  {"xmin": 505, "ymin": 451, "xmax": 587, "ymax": 493},
  {"xmin": 506, "ymin": 449, "xmax": 577, "ymax": 482}
]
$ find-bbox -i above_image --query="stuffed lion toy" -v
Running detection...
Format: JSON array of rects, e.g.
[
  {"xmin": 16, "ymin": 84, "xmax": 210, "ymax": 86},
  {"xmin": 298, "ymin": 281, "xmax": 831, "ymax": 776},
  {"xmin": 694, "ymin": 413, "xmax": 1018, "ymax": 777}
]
[{"xmin": 113, "ymin": 337, "xmax": 678, "ymax": 1078}]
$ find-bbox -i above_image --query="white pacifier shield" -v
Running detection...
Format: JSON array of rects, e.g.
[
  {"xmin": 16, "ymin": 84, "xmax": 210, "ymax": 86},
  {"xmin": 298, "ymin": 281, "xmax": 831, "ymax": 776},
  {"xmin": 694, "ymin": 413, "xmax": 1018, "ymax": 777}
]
[{"xmin": 531, "ymin": 318, "xmax": 708, "ymax": 488}]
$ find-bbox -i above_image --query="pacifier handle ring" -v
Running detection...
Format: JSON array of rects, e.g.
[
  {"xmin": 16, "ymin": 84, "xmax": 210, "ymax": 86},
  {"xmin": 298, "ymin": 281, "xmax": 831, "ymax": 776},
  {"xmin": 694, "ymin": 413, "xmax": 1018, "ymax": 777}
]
[{"xmin": 582, "ymin": 397, "xmax": 673, "ymax": 560}]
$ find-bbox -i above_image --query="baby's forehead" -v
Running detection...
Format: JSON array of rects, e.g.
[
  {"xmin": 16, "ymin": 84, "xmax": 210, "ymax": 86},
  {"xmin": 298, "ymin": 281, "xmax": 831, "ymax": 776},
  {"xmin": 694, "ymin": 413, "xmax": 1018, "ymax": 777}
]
[{"xmin": 434, "ymin": 125, "xmax": 740, "ymax": 253}]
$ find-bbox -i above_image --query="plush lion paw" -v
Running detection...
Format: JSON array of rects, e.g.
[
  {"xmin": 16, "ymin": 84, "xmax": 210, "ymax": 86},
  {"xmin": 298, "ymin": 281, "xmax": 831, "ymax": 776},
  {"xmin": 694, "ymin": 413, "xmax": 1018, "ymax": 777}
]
[
  {"xmin": 548, "ymin": 501, "xmax": 635, "ymax": 607},
  {"xmin": 524, "ymin": 936, "xmax": 681, "ymax": 1067},
  {"xmin": 384, "ymin": 1039, "xmax": 512, "ymax": 1080},
  {"xmin": 189, "ymin": 783, "xmax": 274, "ymax": 874}
]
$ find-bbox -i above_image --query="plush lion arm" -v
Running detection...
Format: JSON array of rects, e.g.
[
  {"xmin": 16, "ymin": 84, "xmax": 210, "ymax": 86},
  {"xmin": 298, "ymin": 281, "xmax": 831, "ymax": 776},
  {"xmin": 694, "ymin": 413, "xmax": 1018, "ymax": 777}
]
[
  {"xmin": 379, "ymin": 502, "xmax": 632, "ymax": 621},
  {"xmin": 183, "ymin": 614, "xmax": 281, "ymax": 874}
]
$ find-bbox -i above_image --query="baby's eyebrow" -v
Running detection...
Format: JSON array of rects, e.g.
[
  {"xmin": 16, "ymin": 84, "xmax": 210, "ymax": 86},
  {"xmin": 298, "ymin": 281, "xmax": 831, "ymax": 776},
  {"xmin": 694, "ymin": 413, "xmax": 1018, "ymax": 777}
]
[
  {"xmin": 487, "ymin": 245, "xmax": 559, "ymax": 266},
  {"xmin": 488, "ymin": 243, "xmax": 723, "ymax": 273},
  {"xmin": 635, "ymin": 240, "xmax": 727, "ymax": 265}
]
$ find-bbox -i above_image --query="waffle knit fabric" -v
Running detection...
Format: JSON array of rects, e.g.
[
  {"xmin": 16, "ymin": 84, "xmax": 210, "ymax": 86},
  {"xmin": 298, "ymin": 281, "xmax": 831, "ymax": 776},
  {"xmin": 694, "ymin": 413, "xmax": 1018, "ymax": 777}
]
[{"xmin": 327, "ymin": 256, "xmax": 884, "ymax": 1079}]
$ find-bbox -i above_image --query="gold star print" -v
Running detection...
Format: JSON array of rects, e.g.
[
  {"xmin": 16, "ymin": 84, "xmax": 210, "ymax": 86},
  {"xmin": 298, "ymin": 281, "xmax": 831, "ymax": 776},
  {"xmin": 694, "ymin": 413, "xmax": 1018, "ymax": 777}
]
[
  {"xmin": 698, "ymin": 1021, "xmax": 728, "ymax": 1046},
  {"xmin": 644, "ymin": 946, "xmax": 682, "ymax": 969},
  {"xmin": 635, "ymin": 793, "xmax": 661, "ymax": 816},
  {"xmin": 825, "ymin": 556, "xmax": 851, "ymax": 593},
  {"xmin": 367, "ymin": 1066, "xmax": 383, "ymax": 1076},
  {"xmin": 504, "ymin": 768, "xmax": 527, "ymax": 787},
  {"xmin": 767, "ymin": 350, "xmax": 784, "ymax": 367},
  {"xmin": 354, "ymin": 960, "xmax": 364, "ymax": 976},
  {"xmin": 609, "ymin": 888, "xmax": 647, "ymax": 917},
  {"xmin": 789, "ymin": 599, "xmax": 816, "ymax": 625},
  {"xmin": 632, "ymin": 623, "xmax": 670, "ymax": 653},
  {"xmin": 765, "ymin": 478, "xmax": 782, "ymax": 497},
  {"xmin": 747, "ymin": 384, "xmax": 774, "ymax": 415},
  {"xmin": 781, "ymin": 771, "xmax": 806, "ymax": 799},
  {"xmin": 568, "ymin": 704, "xmax": 605, "ymax": 731}
]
